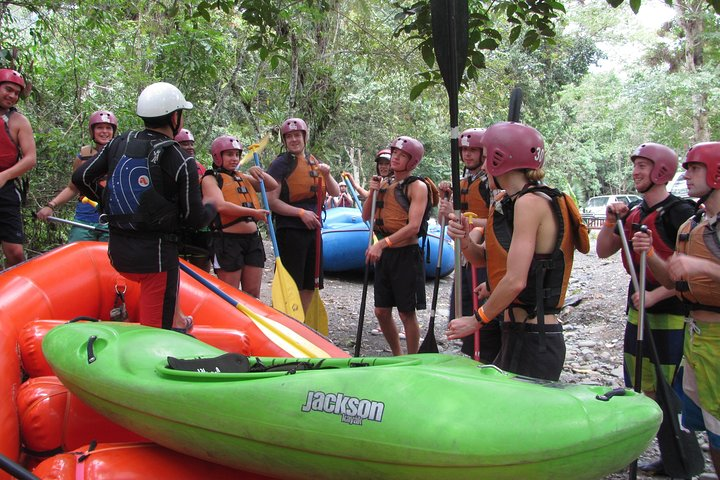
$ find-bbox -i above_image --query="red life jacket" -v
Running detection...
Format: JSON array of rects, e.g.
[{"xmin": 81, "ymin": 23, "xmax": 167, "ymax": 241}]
[{"xmin": 0, "ymin": 108, "xmax": 20, "ymax": 173}]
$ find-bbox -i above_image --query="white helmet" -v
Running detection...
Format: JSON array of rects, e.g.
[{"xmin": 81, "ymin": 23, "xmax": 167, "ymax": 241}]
[{"xmin": 136, "ymin": 82, "xmax": 193, "ymax": 118}]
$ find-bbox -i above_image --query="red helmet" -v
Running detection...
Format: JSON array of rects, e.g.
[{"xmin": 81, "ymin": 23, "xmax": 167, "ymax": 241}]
[
  {"xmin": 174, "ymin": 128, "xmax": 194, "ymax": 143},
  {"xmin": 631, "ymin": 142, "xmax": 677, "ymax": 184},
  {"xmin": 390, "ymin": 136, "xmax": 424, "ymax": 171},
  {"xmin": 484, "ymin": 122, "xmax": 545, "ymax": 177},
  {"xmin": 281, "ymin": 117, "xmax": 308, "ymax": 144},
  {"xmin": 374, "ymin": 148, "xmax": 391, "ymax": 162},
  {"xmin": 0, "ymin": 68, "xmax": 25, "ymax": 89},
  {"xmin": 459, "ymin": 128, "xmax": 486, "ymax": 149},
  {"xmin": 210, "ymin": 135, "xmax": 243, "ymax": 166},
  {"xmin": 88, "ymin": 110, "xmax": 118, "ymax": 138},
  {"xmin": 683, "ymin": 142, "xmax": 720, "ymax": 189}
]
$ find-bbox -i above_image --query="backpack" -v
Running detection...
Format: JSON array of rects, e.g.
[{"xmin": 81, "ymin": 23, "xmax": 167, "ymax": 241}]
[{"xmin": 103, "ymin": 133, "xmax": 179, "ymax": 232}]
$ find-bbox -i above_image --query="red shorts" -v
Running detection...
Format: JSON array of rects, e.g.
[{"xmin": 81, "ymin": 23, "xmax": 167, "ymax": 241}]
[{"xmin": 121, "ymin": 269, "xmax": 179, "ymax": 329}]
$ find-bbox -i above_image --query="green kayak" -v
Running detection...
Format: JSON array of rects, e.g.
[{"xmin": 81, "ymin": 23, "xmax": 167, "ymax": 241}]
[{"xmin": 44, "ymin": 322, "xmax": 661, "ymax": 480}]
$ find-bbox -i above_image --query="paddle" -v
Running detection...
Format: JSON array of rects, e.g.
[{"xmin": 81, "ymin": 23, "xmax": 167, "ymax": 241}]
[
  {"xmin": 617, "ymin": 220, "xmax": 705, "ymax": 479},
  {"xmin": 251, "ymin": 149, "xmax": 305, "ymax": 323},
  {"xmin": 240, "ymin": 132, "xmax": 271, "ymax": 166},
  {"xmin": 354, "ymin": 189, "xmax": 379, "ymax": 357},
  {"xmin": 508, "ymin": 87, "xmax": 523, "ymax": 122},
  {"xmin": 462, "ymin": 211, "xmax": 481, "ymax": 361},
  {"xmin": 429, "ymin": 0, "xmax": 469, "ymax": 352},
  {"xmin": 0, "ymin": 453, "xmax": 40, "ymax": 480},
  {"xmin": 177, "ymin": 262, "xmax": 330, "ymax": 358},
  {"xmin": 46, "ymin": 215, "xmax": 109, "ymax": 233},
  {"xmin": 305, "ymin": 174, "xmax": 329, "ymax": 335},
  {"xmin": 418, "ymin": 194, "xmax": 450, "ymax": 354}
]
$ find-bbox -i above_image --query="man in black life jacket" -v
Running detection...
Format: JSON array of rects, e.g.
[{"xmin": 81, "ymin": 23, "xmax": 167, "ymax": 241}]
[
  {"xmin": 266, "ymin": 117, "xmax": 341, "ymax": 316},
  {"xmin": 362, "ymin": 136, "xmax": 428, "ymax": 355},
  {"xmin": 0, "ymin": 68, "xmax": 36, "ymax": 269},
  {"xmin": 596, "ymin": 142, "xmax": 695, "ymax": 475},
  {"xmin": 73, "ymin": 82, "xmax": 215, "ymax": 332},
  {"xmin": 437, "ymin": 127, "xmax": 502, "ymax": 363},
  {"xmin": 37, "ymin": 110, "xmax": 118, "ymax": 242},
  {"xmin": 633, "ymin": 142, "xmax": 720, "ymax": 476},
  {"xmin": 446, "ymin": 122, "xmax": 588, "ymax": 381}
]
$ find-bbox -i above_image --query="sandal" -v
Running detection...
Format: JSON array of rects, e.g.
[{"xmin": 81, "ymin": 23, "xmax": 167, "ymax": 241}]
[{"xmin": 371, "ymin": 327, "xmax": 383, "ymax": 335}]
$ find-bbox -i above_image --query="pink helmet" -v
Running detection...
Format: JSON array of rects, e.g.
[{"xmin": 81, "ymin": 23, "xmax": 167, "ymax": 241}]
[
  {"xmin": 281, "ymin": 117, "xmax": 308, "ymax": 143},
  {"xmin": 683, "ymin": 142, "xmax": 720, "ymax": 189},
  {"xmin": 210, "ymin": 135, "xmax": 243, "ymax": 166},
  {"xmin": 631, "ymin": 142, "xmax": 677, "ymax": 184},
  {"xmin": 174, "ymin": 128, "xmax": 194, "ymax": 143},
  {"xmin": 88, "ymin": 110, "xmax": 118, "ymax": 138},
  {"xmin": 459, "ymin": 128, "xmax": 486, "ymax": 149},
  {"xmin": 375, "ymin": 148, "xmax": 391, "ymax": 163},
  {"xmin": 390, "ymin": 136, "xmax": 424, "ymax": 171},
  {"xmin": 484, "ymin": 122, "xmax": 545, "ymax": 177},
  {"xmin": 0, "ymin": 68, "xmax": 25, "ymax": 89}
]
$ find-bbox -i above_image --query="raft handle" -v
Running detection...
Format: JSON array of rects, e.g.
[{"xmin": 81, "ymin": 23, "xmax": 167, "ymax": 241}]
[
  {"xmin": 596, "ymin": 387, "xmax": 626, "ymax": 401},
  {"xmin": 87, "ymin": 335, "xmax": 97, "ymax": 364}
]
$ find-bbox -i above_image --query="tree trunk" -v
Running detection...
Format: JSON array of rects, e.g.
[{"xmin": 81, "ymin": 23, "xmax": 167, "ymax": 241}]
[{"xmin": 675, "ymin": 0, "xmax": 709, "ymax": 142}]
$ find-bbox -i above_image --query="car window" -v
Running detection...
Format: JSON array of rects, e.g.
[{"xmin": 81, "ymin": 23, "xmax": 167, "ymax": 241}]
[{"xmin": 586, "ymin": 197, "xmax": 607, "ymax": 208}]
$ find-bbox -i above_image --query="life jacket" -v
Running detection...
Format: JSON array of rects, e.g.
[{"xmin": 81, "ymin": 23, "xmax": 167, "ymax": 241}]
[
  {"xmin": 103, "ymin": 132, "xmax": 179, "ymax": 233},
  {"xmin": 374, "ymin": 176, "xmax": 439, "ymax": 237},
  {"xmin": 486, "ymin": 184, "xmax": 590, "ymax": 316},
  {"xmin": 459, "ymin": 171, "xmax": 491, "ymax": 219},
  {"xmin": 621, "ymin": 196, "xmax": 692, "ymax": 288},
  {"xmin": 281, "ymin": 153, "xmax": 324, "ymax": 204},
  {"xmin": 208, "ymin": 168, "xmax": 261, "ymax": 229},
  {"xmin": 674, "ymin": 215, "xmax": 720, "ymax": 312},
  {"xmin": 0, "ymin": 108, "xmax": 20, "ymax": 173}
]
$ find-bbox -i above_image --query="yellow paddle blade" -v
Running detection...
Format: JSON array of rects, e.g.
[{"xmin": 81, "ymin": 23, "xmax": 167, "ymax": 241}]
[
  {"xmin": 305, "ymin": 290, "xmax": 329, "ymax": 336},
  {"xmin": 240, "ymin": 132, "xmax": 272, "ymax": 165},
  {"xmin": 271, "ymin": 258, "xmax": 305, "ymax": 322},
  {"xmin": 232, "ymin": 301, "xmax": 329, "ymax": 358}
]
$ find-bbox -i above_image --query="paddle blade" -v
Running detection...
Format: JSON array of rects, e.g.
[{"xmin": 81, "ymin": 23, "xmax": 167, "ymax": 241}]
[
  {"xmin": 240, "ymin": 132, "xmax": 272, "ymax": 165},
  {"xmin": 418, "ymin": 319, "xmax": 439, "ymax": 353},
  {"xmin": 654, "ymin": 375, "xmax": 705, "ymax": 478},
  {"xmin": 271, "ymin": 259, "xmax": 305, "ymax": 322},
  {"xmin": 431, "ymin": 0, "xmax": 469, "ymax": 95},
  {"xmin": 305, "ymin": 290, "xmax": 328, "ymax": 336},
  {"xmin": 508, "ymin": 87, "xmax": 523, "ymax": 122}
]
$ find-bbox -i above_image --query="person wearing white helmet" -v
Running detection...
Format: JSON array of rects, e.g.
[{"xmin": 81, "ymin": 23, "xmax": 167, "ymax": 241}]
[
  {"xmin": 37, "ymin": 110, "xmax": 119, "ymax": 242},
  {"xmin": 0, "ymin": 68, "xmax": 36, "ymax": 269},
  {"xmin": 73, "ymin": 82, "xmax": 215, "ymax": 333}
]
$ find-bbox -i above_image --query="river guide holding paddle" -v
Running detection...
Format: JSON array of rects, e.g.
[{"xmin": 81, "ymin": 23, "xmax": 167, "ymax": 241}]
[
  {"xmin": 72, "ymin": 82, "xmax": 216, "ymax": 333},
  {"xmin": 266, "ymin": 117, "xmax": 340, "ymax": 317},
  {"xmin": 437, "ymin": 127, "xmax": 502, "ymax": 364},
  {"xmin": 202, "ymin": 135, "xmax": 277, "ymax": 298},
  {"xmin": 446, "ymin": 122, "xmax": 590, "ymax": 381},
  {"xmin": 596, "ymin": 142, "xmax": 696, "ymax": 475},
  {"xmin": 175, "ymin": 128, "xmax": 213, "ymax": 273},
  {"xmin": 0, "ymin": 68, "xmax": 36, "ymax": 269},
  {"xmin": 632, "ymin": 142, "xmax": 720, "ymax": 477},
  {"xmin": 363, "ymin": 136, "xmax": 430, "ymax": 356},
  {"xmin": 36, "ymin": 110, "xmax": 118, "ymax": 242}
]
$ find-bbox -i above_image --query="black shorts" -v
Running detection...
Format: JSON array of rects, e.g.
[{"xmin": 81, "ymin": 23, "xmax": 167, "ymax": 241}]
[
  {"xmin": 449, "ymin": 264, "xmax": 503, "ymax": 363},
  {"xmin": 374, "ymin": 244, "xmax": 426, "ymax": 312},
  {"xmin": 0, "ymin": 182, "xmax": 24, "ymax": 244},
  {"xmin": 494, "ymin": 322, "xmax": 566, "ymax": 381},
  {"xmin": 210, "ymin": 231, "xmax": 266, "ymax": 271},
  {"xmin": 276, "ymin": 227, "xmax": 323, "ymax": 291}
]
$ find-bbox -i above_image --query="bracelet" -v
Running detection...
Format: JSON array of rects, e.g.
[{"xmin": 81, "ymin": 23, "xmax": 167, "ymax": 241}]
[
  {"xmin": 296, "ymin": 208, "xmax": 305, "ymax": 218},
  {"xmin": 603, "ymin": 219, "xmax": 616, "ymax": 229},
  {"xmin": 384, "ymin": 237, "xmax": 393, "ymax": 247},
  {"xmin": 474, "ymin": 307, "xmax": 491, "ymax": 324},
  {"xmin": 646, "ymin": 247, "xmax": 655, "ymax": 258}
]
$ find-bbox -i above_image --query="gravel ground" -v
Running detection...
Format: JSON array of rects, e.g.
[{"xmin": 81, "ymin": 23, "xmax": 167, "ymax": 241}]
[{"xmin": 257, "ymin": 237, "xmax": 716, "ymax": 480}]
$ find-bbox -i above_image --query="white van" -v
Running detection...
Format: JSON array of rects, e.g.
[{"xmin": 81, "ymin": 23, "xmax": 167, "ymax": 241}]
[
  {"xmin": 582, "ymin": 194, "xmax": 642, "ymax": 222},
  {"xmin": 667, "ymin": 171, "xmax": 695, "ymax": 200}
]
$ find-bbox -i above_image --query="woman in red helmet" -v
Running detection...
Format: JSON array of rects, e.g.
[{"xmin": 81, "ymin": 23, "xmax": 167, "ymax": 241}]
[
  {"xmin": 343, "ymin": 148, "xmax": 393, "ymax": 201},
  {"xmin": 0, "ymin": 68, "xmax": 36, "ymax": 268},
  {"xmin": 202, "ymin": 135, "xmax": 277, "ymax": 297},
  {"xmin": 446, "ymin": 122, "xmax": 589, "ymax": 381},
  {"xmin": 37, "ymin": 110, "xmax": 119, "ymax": 242}
]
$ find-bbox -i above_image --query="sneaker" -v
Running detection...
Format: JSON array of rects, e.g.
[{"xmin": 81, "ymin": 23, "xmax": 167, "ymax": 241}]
[
  {"xmin": 371, "ymin": 327, "xmax": 383, "ymax": 335},
  {"xmin": 637, "ymin": 459, "xmax": 665, "ymax": 476}
]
